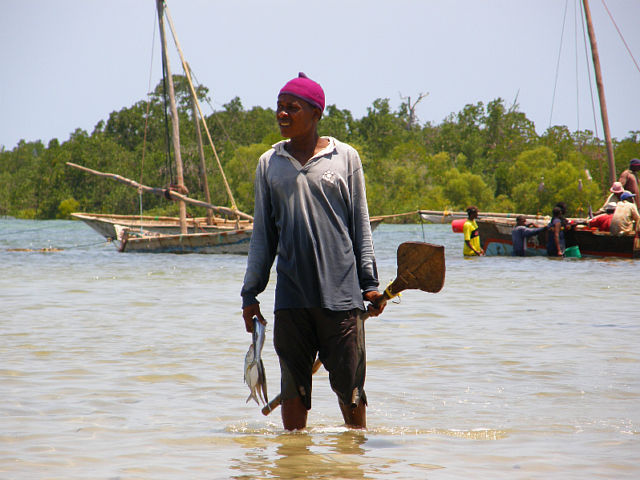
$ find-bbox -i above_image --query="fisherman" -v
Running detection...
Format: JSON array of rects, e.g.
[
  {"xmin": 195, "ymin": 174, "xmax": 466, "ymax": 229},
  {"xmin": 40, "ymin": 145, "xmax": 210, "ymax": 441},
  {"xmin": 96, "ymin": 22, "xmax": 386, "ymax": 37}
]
[
  {"xmin": 555, "ymin": 201, "xmax": 579, "ymax": 255},
  {"xmin": 511, "ymin": 215, "xmax": 547, "ymax": 256},
  {"xmin": 546, "ymin": 205, "xmax": 566, "ymax": 257},
  {"xmin": 593, "ymin": 181, "xmax": 630, "ymax": 216},
  {"xmin": 618, "ymin": 158, "xmax": 640, "ymax": 210},
  {"xmin": 462, "ymin": 206, "xmax": 484, "ymax": 256},
  {"xmin": 240, "ymin": 73, "xmax": 385, "ymax": 431},
  {"xmin": 610, "ymin": 192, "xmax": 640, "ymax": 236}
]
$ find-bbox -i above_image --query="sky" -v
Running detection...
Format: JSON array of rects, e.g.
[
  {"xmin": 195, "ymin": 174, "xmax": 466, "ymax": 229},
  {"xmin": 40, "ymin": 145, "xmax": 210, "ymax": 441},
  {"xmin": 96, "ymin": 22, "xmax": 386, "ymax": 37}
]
[{"xmin": 1, "ymin": 0, "xmax": 639, "ymax": 150}]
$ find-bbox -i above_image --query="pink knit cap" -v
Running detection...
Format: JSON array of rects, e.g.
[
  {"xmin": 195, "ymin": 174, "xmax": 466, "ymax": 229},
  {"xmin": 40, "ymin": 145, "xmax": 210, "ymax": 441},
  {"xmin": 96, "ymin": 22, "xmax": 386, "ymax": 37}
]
[{"xmin": 279, "ymin": 72, "xmax": 325, "ymax": 112}]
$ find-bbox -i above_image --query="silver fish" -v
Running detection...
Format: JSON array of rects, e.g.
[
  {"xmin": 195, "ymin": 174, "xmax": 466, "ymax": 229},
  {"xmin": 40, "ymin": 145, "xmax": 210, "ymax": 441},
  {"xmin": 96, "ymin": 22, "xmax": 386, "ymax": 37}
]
[{"xmin": 244, "ymin": 317, "xmax": 268, "ymax": 405}]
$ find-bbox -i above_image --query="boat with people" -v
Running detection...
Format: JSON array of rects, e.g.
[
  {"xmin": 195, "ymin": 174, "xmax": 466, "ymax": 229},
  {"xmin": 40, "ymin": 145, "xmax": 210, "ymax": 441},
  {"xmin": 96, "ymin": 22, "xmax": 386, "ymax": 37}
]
[
  {"xmin": 456, "ymin": 0, "xmax": 640, "ymax": 259},
  {"xmin": 476, "ymin": 217, "xmax": 638, "ymax": 258}
]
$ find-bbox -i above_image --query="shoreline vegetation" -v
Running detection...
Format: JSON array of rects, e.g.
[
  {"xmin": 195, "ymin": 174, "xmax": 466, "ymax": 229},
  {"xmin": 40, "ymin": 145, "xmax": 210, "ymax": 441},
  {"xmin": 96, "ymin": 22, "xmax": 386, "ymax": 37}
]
[{"xmin": 1, "ymin": 75, "xmax": 639, "ymax": 221}]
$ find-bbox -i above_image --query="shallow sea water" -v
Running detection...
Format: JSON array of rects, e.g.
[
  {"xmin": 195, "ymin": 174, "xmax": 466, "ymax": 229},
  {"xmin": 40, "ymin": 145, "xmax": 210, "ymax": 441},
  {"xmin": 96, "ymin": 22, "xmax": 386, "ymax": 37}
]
[{"xmin": 1, "ymin": 219, "xmax": 638, "ymax": 479}]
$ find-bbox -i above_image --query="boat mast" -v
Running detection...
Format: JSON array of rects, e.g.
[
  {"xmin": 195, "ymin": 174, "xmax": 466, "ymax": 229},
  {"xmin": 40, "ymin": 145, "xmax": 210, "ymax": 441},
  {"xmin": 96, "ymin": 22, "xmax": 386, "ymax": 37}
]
[
  {"xmin": 582, "ymin": 0, "xmax": 616, "ymax": 185},
  {"xmin": 156, "ymin": 0, "xmax": 187, "ymax": 234}
]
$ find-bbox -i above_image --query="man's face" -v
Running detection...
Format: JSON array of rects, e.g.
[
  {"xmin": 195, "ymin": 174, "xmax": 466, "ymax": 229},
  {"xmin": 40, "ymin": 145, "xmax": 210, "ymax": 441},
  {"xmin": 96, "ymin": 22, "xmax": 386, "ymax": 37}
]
[{"xmin": 276, "ymin": 94, "xmax": 319, "ymax": 139}]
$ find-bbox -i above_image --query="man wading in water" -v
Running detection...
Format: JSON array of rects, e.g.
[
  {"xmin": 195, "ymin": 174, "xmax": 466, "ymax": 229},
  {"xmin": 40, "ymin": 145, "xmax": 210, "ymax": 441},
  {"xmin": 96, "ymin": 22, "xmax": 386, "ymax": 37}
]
[{"xmin": 241, "ymin": 73, "xmax": 385, "ymax": 430}]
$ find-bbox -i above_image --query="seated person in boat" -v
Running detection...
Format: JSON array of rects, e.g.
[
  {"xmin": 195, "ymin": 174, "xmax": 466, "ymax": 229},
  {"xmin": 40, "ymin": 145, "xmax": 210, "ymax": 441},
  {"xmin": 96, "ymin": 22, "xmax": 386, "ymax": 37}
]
[
  {"xmin": 511, "ymin": 215, "xmax": 547, "ymax": 256},
  {"xmin": 593, "ymin": 181, "xmax": 631, "ymax": 215},
  {"xmin": 610, "ymin": 192, "xmax": 640, "ymax": 236},
  {"xmin": 587, "ymin": 202, "xmax": 617, "ymax": 232},
  {"xmin": 463, "ymin": 206, "xmax": 484, "ymax": 256}
]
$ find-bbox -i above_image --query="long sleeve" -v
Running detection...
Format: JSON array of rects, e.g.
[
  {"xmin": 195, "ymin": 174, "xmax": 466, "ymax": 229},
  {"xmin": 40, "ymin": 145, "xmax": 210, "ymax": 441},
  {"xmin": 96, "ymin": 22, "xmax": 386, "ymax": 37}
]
[
  {"xmin": 240, "ymin": 157, "xmax": 279, "ymax": 308},
  {"xmin": 350, "ymin": 164, "xmax": 378, "ymax": 294},
  {"xmin": 523, "ymin": 226, "xmax": 547, "ymax": 238}
]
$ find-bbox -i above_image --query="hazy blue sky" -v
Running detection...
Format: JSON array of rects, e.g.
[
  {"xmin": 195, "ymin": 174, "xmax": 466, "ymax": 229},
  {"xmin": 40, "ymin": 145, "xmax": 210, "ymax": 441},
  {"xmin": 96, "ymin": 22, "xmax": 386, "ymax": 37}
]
[{"xmin": 2, "ymin": 0, "xmax": 638, "ymax": 150}]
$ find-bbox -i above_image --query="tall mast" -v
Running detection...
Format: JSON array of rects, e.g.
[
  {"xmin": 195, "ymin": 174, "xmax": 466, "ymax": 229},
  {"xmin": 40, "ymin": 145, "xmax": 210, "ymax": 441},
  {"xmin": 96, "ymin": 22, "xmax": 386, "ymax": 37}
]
[
  {"xmin": 156, "ymin": 0, "xmax": 187, "ymax": 234},
  {"xmin": 582, "ymin": 0, "xmax": 616, "ymax": 185}
]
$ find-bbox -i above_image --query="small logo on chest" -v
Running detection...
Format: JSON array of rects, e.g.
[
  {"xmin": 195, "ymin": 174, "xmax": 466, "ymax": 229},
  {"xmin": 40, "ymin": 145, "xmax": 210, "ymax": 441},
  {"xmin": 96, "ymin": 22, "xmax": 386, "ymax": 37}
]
[{"xmin": 322, "ymin": 170, "xmax": 337, "ymax": 183}]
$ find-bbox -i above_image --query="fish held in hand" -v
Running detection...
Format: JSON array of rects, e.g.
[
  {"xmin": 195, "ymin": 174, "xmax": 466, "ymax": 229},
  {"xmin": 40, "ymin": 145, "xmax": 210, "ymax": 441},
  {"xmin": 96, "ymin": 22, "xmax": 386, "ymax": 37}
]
[{"xmin": 244, "ymin": 317, "xmax": 268, "ymax": 405}]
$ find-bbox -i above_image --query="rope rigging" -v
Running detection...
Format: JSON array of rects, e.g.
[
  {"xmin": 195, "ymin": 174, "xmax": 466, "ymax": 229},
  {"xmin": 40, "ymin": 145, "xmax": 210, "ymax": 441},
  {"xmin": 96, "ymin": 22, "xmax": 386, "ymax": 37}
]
[
  {"xmin": 138, "ymin": 11, "xmax": 158, "ymax": 230},
  {"xmin": 601, "ymin": 0, "xmax": 640, "ymax": 75},
  {"xmin": 550, "ymin": 0, "xmax": 611, "ymax": 138},
  {"xmin": 579, "ymin": 0, "xmax": 600, "ymax": 138},
  {"xmin": 163, "ymin": 3, "xmax": 240, "ymax": 215},
  {"xmin": 189, "ymin": 68, "xmax": 237, "ymax": 149},
  {"xmin": 549, "ymin": 0, "xmax": 569, "ymax": 129},
  {"xmin": 574, "ymin": 0, "xmax": 580, "ymax": 131},
  {"xmin": 160, "ymin": 41, "xmax": 175, "ymax": 187}
]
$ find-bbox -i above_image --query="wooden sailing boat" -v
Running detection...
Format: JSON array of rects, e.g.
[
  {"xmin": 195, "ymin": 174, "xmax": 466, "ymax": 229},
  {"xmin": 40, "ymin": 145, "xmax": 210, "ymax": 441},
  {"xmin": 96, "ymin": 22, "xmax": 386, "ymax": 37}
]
[
  {"xmin": 70, "ymin": 0, "xmax": 253, "ymax": 254},
  {"xmin": 475, "ymin": 0, "xmax": 638, "ymax": 258},
  {"xmin": 477, "ymin": 216, "xmax": 636, "ymax": 258}
]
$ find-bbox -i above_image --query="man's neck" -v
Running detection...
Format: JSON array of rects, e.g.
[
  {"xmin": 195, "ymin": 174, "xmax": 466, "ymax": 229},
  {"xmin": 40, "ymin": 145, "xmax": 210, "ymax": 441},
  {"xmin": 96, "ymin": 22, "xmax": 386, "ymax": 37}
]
[{"xmin": 285, "ymin": 134, "xmax": 328, "ymax": 166}]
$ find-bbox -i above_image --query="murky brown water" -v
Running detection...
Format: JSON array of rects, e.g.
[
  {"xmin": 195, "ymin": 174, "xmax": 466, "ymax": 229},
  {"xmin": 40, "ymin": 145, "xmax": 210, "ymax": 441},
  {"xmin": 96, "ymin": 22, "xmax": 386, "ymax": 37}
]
[{"xmin": 1, "ymin": 219, "xmax": 638, "ymax": 479}]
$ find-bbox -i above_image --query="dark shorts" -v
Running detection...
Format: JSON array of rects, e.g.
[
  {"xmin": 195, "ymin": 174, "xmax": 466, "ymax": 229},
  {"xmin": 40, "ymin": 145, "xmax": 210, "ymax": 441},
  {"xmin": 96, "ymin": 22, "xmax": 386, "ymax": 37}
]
[{"xmin": 274, "ymin": 308, "xmax": 367, "ymax": 411}]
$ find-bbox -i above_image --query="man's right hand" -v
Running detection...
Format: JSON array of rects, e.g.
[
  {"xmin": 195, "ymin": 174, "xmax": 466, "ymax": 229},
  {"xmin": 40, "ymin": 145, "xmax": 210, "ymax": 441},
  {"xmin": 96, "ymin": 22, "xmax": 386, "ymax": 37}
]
[
  {"xmin": 242, "ymin": 303, "xmax": 266, "ymax": 333},
  {"xmin": 364, "ymin": 290, "xmax": 386, "ymax": 317}
]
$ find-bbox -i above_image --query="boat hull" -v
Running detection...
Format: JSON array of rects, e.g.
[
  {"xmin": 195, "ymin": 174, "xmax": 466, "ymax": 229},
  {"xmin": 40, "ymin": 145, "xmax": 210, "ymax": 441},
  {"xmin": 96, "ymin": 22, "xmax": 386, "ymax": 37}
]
[
  {"xmin": 118, "ymin": 229, "xmax": 252, "ymax": 254},
  {"xmin": 477, "ymin": 219, "xmax": 638, "ymax": 259},
  {"xmin": 71, "ymin": 213, "xmax": 251, "ymax": 239}
]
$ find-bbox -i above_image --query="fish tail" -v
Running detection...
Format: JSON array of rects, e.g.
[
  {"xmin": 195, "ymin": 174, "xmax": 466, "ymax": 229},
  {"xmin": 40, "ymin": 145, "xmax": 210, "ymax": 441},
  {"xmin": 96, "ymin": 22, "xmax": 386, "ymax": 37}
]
[{"xmin": 260, "ymin": 360, "xmax": 268, "ymax": 403}]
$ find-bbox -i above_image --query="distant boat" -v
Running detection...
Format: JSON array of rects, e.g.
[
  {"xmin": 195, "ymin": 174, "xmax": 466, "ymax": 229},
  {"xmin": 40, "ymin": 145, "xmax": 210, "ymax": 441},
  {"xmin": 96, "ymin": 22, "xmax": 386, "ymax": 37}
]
[
  {"xmin": 471, "ymin": 0, "xmax": 639, "ymax": 259},
  {"xmin": 418, "ymin": 210, "xmax": 467, "ymax": 224},
  {"xmin": 69, "ymin": 0, "xmax": 253, "ymax": 254},
  {"xmin": 419, "ymin": 209, "xmax": 550, "ymax": 224},
  {"xmin": 70, "ymin": 212, "xmax": 251, "ymax": 241},
  {"xmin": 477, "ymin": 217, "xmax": 637, "ymax": 258},
  {"xmin": 73, "ymin": 211, "xmax": 382, "ymax": 242}
]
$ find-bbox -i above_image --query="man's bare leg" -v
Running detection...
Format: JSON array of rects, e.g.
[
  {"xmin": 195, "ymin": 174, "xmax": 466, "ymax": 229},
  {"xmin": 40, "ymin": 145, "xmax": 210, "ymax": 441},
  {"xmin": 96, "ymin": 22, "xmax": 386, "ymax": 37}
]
[
  {"xmin": 282, "ymin": 396, "xmax": 308, "ymax": 431},
  {"xmin": 339, "ymin": 400, "xmax": 366, "ymax": 429}
]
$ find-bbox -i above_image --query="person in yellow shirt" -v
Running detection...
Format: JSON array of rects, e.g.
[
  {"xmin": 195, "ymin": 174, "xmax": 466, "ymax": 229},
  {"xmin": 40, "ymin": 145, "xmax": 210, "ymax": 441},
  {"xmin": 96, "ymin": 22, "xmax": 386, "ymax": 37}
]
[{"xmin": 463, "ymin": 206, "xmax": 484, "ymax": 256}]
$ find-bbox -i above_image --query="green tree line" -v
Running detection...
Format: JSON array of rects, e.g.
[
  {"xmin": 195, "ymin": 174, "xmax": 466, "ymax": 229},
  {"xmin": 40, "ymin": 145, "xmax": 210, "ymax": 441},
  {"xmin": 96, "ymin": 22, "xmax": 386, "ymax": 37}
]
[{"xmin": 1, "ymin": 75, "xmax": 639, "ymax": 220}]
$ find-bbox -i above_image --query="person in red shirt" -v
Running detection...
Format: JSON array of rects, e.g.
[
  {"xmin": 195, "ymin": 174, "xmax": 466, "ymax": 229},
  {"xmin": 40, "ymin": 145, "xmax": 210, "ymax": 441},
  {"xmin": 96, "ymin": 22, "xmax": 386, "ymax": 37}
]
[{"xmin": 587, "ymin": 202, "xmax": 617, "ymax": 232}]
